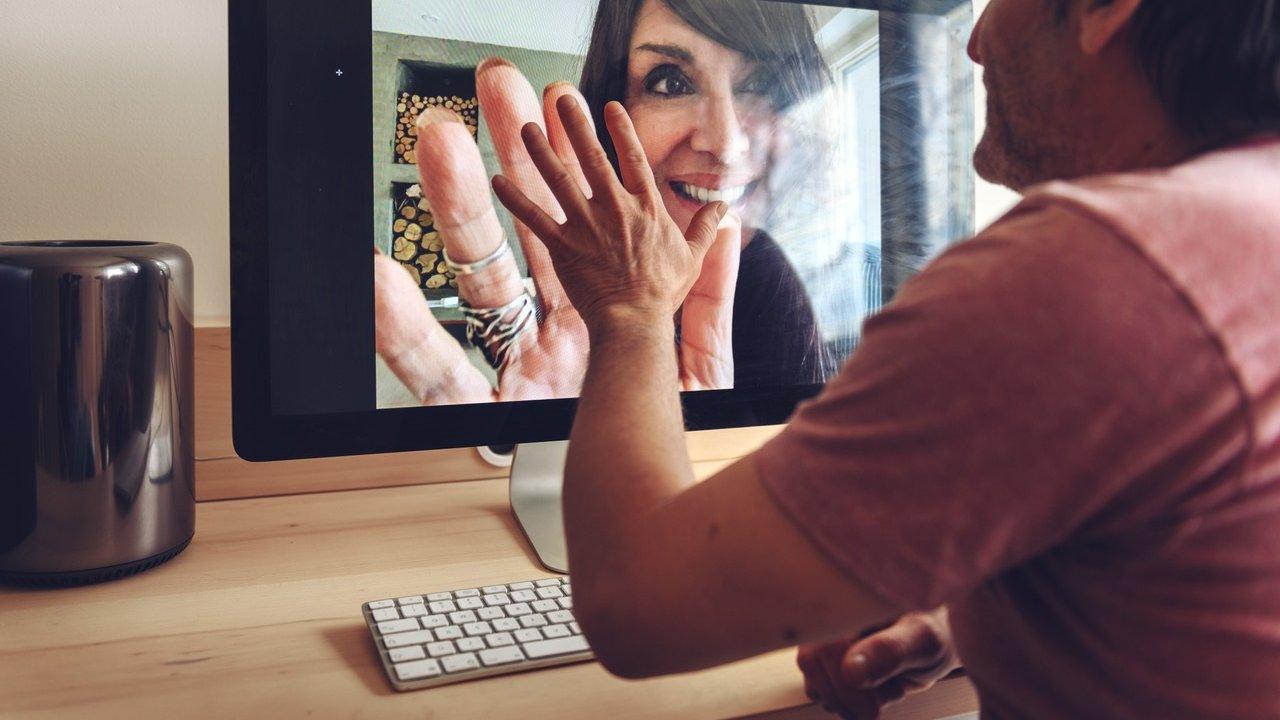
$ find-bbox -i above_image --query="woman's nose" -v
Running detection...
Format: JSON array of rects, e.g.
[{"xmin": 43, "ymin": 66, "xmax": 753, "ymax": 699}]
[{"xmin": 690, "ymin": 93, "xmax": 750, "ymax": 164}]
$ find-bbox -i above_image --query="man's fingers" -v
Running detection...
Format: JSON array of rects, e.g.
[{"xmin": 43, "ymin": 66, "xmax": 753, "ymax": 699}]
[
  {"xmin": 492, "ymin": 174, "xmax": 564, "ymax": 251},
  {"xmin": 520, "ymin": 121, "xmax": 593, "ymax": 227},
  {"xmin": 543, "ymin": 82, "xmax": 593, "ymax": 198},
  {"xmin": 555, "ymin": 93, "xmax": 620, "ymax": 202},
  {"xmin": 414, "ymin": 107, "xmax": 526, "ymax": 310},
  {"xmin": 476, "ymin": 57, "xmax": 569, "ymax": 309},
  {"xmin": 602, "ymin": 101, "xmax": 658, "ymax": 201},
  {"xmin": 373, "ymin": 251, "xmax": 495, "ymax": 405},
  {"xmin": 842, "ymin": 614, "xmax": 949, "ymax": 690}
]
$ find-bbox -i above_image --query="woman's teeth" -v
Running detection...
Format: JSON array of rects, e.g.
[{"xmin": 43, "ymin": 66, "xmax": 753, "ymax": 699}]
[{"xmin": 672, "ymin": 181, "xmax": 749, "ymax": 205}]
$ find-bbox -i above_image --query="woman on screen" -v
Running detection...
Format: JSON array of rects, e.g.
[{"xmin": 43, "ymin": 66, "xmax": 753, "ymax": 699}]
[{"xmin": 374, "ymin": 0, "xmax": 835, "ymax": 405}]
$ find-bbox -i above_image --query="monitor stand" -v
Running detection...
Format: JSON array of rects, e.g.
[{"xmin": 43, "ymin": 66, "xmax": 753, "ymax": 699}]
[{"xmin": 508, "ymin": 440, "xmax": 570, "ymax": 573}]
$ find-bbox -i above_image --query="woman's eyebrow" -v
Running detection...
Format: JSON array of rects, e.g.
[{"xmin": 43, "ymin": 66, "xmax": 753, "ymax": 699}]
[{"xmin": 634, "ymin": 43, "xmax": 693, "ymax": 64}]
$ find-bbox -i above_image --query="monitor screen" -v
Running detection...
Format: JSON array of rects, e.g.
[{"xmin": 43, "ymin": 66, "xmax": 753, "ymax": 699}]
[
  {"xmin": 228, "ymin": 0, "xmax": 973, "ymax": 459},
  {"xmin": 371, "ymin": 0, "xmax": 888, "ymax": 410}
]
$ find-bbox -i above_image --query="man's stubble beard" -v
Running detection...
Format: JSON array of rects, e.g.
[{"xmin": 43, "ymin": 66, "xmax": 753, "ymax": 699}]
[{"xmin": 972, "ymin": 60, "xmax": 1083, "ymax": 192}]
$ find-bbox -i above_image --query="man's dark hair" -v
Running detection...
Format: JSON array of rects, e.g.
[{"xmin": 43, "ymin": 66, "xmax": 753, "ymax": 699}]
[{"xmin": 1126, "ymin": 1, "xmax": 1280, "ymax": 145}]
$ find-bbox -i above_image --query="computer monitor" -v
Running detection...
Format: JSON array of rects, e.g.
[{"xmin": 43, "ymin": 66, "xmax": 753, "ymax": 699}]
[{"xmin": 228, "ymin": 0, "xmax": 974, "ymax": 571}]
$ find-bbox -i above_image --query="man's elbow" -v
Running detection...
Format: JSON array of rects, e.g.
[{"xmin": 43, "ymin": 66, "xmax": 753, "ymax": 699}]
[{"xmin": 574, "ymin": 587, "xmax": 683, "ymax": 679}]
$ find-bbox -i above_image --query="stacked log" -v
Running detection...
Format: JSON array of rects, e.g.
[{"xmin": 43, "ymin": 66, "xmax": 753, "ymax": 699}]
[
  {"xmin": 394, "ymin": 92, "xmax": 480, "ymax": 164},
  {"xmin": 391, "ymin": 183, "xmax": 459, "ymax": 291}
]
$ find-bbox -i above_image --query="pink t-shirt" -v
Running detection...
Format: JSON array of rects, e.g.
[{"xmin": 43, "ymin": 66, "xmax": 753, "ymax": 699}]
[{"xmin": 755, "ymin": 138, "xmax": 1280, "ymax": 719}]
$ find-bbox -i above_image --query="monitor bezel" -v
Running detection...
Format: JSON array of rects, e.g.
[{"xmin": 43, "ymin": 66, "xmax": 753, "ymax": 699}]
[{"xmin": 229, "ymin": 0, "xmax": 971, "ymax": 462}]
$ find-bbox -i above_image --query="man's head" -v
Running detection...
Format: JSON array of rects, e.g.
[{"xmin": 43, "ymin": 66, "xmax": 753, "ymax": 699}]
[{"xmin": 970, "ymin": 0, "xmax": 1280, "ymax": 191}]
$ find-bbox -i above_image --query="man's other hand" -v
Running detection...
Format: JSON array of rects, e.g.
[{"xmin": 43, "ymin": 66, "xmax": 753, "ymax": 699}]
[{"xmin": 797, "ymin": 608, "xmax": 960, "ymax": 719}]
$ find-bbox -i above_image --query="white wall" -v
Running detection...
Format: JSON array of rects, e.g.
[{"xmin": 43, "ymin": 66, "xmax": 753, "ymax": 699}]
[
  {"xmin": 1, "ymin": 0, "xmax": 230, "ymax": 323},
  {"xmin": 0, "ymin": 0, "xmax": 1016, "ymax": 324}
]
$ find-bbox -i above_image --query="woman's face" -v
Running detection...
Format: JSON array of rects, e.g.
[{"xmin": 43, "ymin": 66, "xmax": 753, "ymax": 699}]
[{"xmin": 624, "ymin": 0, "xmax": 778, "ymax": 233}]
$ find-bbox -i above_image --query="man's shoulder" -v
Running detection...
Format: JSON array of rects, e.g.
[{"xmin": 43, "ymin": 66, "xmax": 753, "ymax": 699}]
[{"xmin": 1016, "ymin": 136, "xmax": 1280, "ymax": 251}]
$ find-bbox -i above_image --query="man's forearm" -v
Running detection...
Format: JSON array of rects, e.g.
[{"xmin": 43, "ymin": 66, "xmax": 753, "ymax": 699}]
[{"xmin": 563, "ymin": 308, "xmax": 696, "ymax": 573}]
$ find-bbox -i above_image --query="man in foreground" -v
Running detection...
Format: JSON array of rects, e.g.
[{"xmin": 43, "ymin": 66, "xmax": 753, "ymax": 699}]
[{"xmin": 491, "ymin": 0, "xmax": 1280, "ymax": 716}]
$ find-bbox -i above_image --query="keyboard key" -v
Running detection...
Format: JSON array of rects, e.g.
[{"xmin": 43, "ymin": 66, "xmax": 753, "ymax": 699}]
[
  {"xmin": 384, "ymin": 630, "xmax": 434, "ymax": 649},
  {"xmin": 535, "ymin": 579, "xmax": 561, "ymax": 587},
  {"xmin": 510, "ymin": 590, "xmax": 537, "ymax": 603},
  {"xmin": 397, "ymin": 595, "xmax": 424, "ymax": 606},
  {"xmin": 443, "ymin": 653, "xmax": 480, "ymax": 673},
  {"xmin": 569, "ymin": 621, "xmax": 581, "ymax": 635},
  {"xmin": 420, "ymin": 614, "xmax": 448, "ymax": 629},
  {"xmin": 368, "ymin": 599, "xmax": 395, "ymax": 610},
  {"xmin": 484, "ymin": 593, "xmax": 511, "ymax": 606},
  {"xmin": 547, "ymin": 610, "xmax": 574, "ymax": 625},
  {"xmin": 523, "ymin": 635, "xmax": 590, "ymax": 659},
  {"xmin": 427, "ymin": 592, "xmax": 452, "ymax": 602},
  {"xmin": 543, "ymin": 624, "xmax": 571, "ymax": 639},
  {"xmin": 426, "ymin": 641, "xmax": 457, "ymax": 657},
  {"xmin": 477, "ymin": 607, "xmax": 504, "ymax": 620},
  {"xmin": 463, "ymin": 622, "xmax": 493, "ymax": 637},
  {"xmin": 457, "ymin": 597, "xmax": 484, "ymax": 610},
  {"xmin": 505, "ymin": 603, "xmax": 532, "ymax": 616},
  {"xmin": 455, "ymin": 589, "xmax": 481, "ymax": 598},
  {"xmin": 372, "ymin": 607, "xmax": 400, "ymax": 622},
  {"xmin": 485, "ymin": 632, "xmax": 515, "ymax": 647},
  {"xmin": 558, "ymin": 597, "xmax": 573, "ymax": 610},
  {"xmin": 562, "ymin": 585, "xmax": 572, "ymax": 595},
  {"xmin": 514, "ymin": 628, "xmax": 544, "ymax": 643},
  {"xmin": 492, "ymin": 618, "xmax": 520, "ymax": 632},
  {"xmin": 532, "ymin": 599, "xmax": 558, "ymax": 613},
  {"xmin": 377, "ymin": 618, "xmax": 420, "ymax": 635},
  {"xmin": 401, "ymin": 604, "xmax": 428, "ymax": 617},
  {"xmin": 434, "ymin": 626, "xmax": 463, "ymax": 640},
  {"xmin": 480, "ymin": 646, "xmax": 525, "ymax": 667},
  {"xmin": 536, "ymin": 587, "xmax": 565, "ymax": 599},
  {"xmin": 389, "ymin": 646, "xmax": 426, "ymax": 663},
  {"xmin": 456, "ymin": 637, "xmax": 486, "ymax": 652},
  {"xmin": 519, "ymin": 615, "xmax": 547, "ymax": 628},
  {"xmin": 482, "ymin": 585, "xmax": 508, "ymax": 594},
  {"xmin": 449, "ymin": 610, "xmax": 478, "ymax": 625},
  {"xmin": 429, "ymin": 600, "xmax": 457, "ymax": 614},
  {"xmin": 395, "ymin": 658, "xmax": 442, "ymax": 681},
  {"xmin": 507, "ymin": 581, "xmax": 534, "ymax": 591}
]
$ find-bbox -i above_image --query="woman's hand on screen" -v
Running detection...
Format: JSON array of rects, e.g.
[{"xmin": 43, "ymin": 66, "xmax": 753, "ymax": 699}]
[
  {"xmin": 375, "ymin": 60, "xmax": 592, "ymax": 404},
  {"xmin": 375, "ymin": 60, "xmax": 741, "ymax": 405}
]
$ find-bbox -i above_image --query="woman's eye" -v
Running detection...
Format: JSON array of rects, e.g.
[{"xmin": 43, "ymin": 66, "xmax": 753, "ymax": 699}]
[{"xmin": 645, "ymin": 65, "xmax": 694, "ymax": 96}]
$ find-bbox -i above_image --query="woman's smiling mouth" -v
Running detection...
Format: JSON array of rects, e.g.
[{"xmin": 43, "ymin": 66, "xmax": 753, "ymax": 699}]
[{"xmin": 670, "ymin": 180, "xmax": 757, "ymax": 206}]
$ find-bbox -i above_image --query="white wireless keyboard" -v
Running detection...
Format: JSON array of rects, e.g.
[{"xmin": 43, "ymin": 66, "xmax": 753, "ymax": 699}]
[{"xmin": 361, "ymin": 575, "xmax": 594, "ymax": 691}]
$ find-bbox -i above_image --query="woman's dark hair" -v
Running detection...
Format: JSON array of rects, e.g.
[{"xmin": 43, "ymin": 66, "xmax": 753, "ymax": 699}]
[
  {"xmin": 1123, "ymin": 0, "xmax": 1280, "ymax": 144},
  {"xmin": 577, "ymin": 0, "xmax": 830, "ymax": 168}
]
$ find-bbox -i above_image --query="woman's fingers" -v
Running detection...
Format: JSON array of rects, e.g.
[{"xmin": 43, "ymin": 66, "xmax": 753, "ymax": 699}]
[
  {"xmin": 415, "ymin": 107, "xmax": 526, "ymax": 311},
  {"xmin": 476, "ymin": 57, "xmax": 570, "ymax": 310},
  {"xmin": 678, "ymin": 216, "xmax": 742, "ymax": 390},
  {"xmin": 602, "ymin": 101, "xmax": 659, "ymax": 201},
  {"xmin": 373, "ymin": 251, "xmax": 496, "ymax": 405}
]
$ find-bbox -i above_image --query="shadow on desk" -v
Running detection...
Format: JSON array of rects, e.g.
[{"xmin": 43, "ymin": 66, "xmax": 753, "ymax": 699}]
[{"xmin": 322, "ymin": 624, "xmax": 396, "ymax": 697}]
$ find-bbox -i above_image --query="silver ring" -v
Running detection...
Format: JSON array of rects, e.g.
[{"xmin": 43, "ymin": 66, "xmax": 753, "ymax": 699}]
[
  {"xmin": 460, "ymin": 292, "xmax": 535, "ymax": 371},
  {"xmin": 443, "ymin": 241, "xmax": 512, "ymax": 276}
]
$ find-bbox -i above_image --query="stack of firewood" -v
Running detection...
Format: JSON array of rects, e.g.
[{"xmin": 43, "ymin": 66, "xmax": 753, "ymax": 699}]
[
  {"xmin": 391, "ymin": 183, "xmax": 458, "ymax": 291},
  {"xmin": 394, "ymin": 92, "xmax": 480, "ymax": 164}
]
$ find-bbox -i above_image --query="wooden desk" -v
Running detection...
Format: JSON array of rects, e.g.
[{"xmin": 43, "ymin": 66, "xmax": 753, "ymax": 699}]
[{"xmin": 0, "ymin": 476, "xmax": 978, "ymax": 719}]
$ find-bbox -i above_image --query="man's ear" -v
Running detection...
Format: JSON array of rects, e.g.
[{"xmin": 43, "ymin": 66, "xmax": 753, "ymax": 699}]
[{"xmin": 1077, "ymin": 0, "xmax": 1143, "ymax": 55}]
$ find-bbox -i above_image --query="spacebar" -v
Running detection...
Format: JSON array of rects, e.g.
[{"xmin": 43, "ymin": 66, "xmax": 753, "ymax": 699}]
[{"xmin": 523, "ymin": 636, "xmax": 591, "ymax": 659}]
